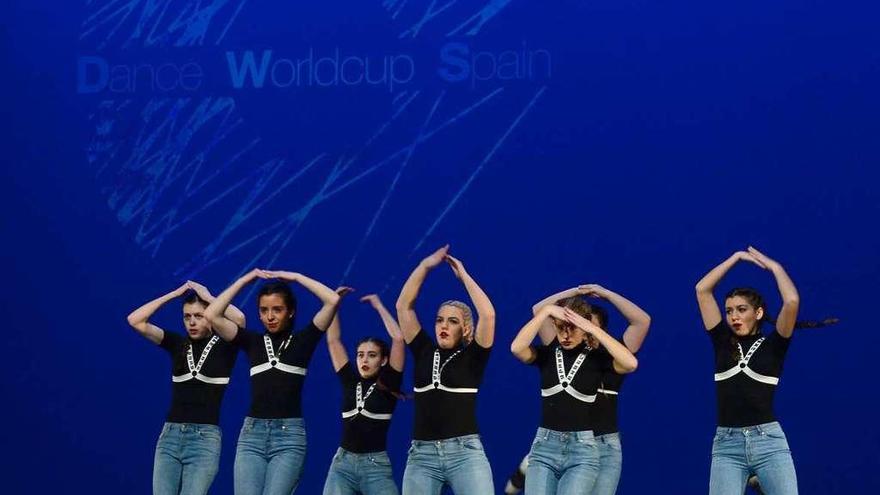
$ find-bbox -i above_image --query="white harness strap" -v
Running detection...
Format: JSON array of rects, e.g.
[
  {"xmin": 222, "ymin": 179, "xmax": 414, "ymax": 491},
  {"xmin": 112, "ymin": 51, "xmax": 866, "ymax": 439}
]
[
  {"xmin": 414, "ymin": 349, "xmax": 479, "ymax": 394},
  {"xmin": 541, "ymin": 348, "xmax": 597, "ymax": 403},
  {"xmin": 250, "ymin": 334, "xmax": 307, "ymax": 377},
  {"xmin": 172, "ymin": 336, "xmax": 231, "ymax": 385},
  {"xmin": 714, "ymin": 338, "xmax": 779, "ymax": 385},
  {"xmin": 341, "ymin": 382, "xmax": 393, "ymax": 421}
]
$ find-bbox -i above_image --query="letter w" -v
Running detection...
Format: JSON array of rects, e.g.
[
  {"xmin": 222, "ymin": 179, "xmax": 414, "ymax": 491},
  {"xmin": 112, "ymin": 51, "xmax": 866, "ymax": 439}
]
[{"xmin": 226, "ymin": 50, "xmax": 272, "ymax": 88}]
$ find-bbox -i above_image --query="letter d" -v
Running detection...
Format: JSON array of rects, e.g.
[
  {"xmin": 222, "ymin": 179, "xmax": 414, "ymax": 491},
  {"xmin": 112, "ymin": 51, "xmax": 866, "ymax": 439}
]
[{"xmin": 77, "ymin": 56, "xmax": 108, "ymax": 94}]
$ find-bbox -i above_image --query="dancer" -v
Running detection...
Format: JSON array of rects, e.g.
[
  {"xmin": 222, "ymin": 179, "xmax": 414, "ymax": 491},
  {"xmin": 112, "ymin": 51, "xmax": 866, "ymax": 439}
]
[
  {"xmin": 396, "ymin": 245, "xmax": 496, "ymax": 494},
  {"xmin": 322, "ymin": 289, "xmax": 405, "ymax": 495},
  {"xmin": 205, "ymin": 269, "xmax": 340, "ymax": 495},
  {"xmin": 126, "ymin": 281, "xmax": 245, "ymax": 495},
  {"xmin": 510, "ymin": 294, "xmax": 638, "ymax": 494},
  {"xmin": 696, "ymin": 246, "xmax": 821, "ymax": 495},
  {"xmin": 504, "ymin": 284, "xmax": 650, "ymax": 495}
]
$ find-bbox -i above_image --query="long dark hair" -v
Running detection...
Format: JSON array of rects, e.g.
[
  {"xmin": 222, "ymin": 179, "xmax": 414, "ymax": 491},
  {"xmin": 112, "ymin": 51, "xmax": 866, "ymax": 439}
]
[
  {"xmin": 356, "ymin": 336, "xmax": 408, "ymax": 400},
  {"xmin": 724, "ymin": 287, "xmax": 839, "ymax": 357}
]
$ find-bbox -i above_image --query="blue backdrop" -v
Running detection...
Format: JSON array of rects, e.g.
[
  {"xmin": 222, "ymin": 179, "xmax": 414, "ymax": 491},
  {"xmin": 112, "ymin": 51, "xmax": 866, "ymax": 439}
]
[{"xmin": 4, "ymin": 1, "xmax": 879, "ymax": 493}]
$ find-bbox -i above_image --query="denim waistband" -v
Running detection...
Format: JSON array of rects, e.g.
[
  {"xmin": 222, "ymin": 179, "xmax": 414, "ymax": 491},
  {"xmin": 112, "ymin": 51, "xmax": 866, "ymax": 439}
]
[
  {"xmin": 715, "ymin": 421, "xmax": 782, "ymax": 436},
  {"xmin": 243, "ymin": 416, "xmax": 304, "ymax": 428},
  {"xmin": 337, "ymin": 447, "xmax": 390, "ymax": 459},
  {"xmin": 536, "ymin": 427, "xmax": 595, "ymax": 443},
  {"xmin": 163, "ymin": 422, "xmax": 220, "ymax": 433},
  {"xmin": 411, "ymin": 434, "xmax": 481, "ymax": 447}
]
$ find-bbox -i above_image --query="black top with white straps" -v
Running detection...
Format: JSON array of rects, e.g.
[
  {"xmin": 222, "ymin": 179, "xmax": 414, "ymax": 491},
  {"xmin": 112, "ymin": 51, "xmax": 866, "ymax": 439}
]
[
  {"xmin": 592, "ymin": 345, "xmax": 625, "ymax": 436},
  {"xmin": 709, "ymin": 321, "xmax": 792, "ymax": 427},
  {"xmin": 160, "ymin": 332, "xmax": 238, "ymax": 425},
  {"xmin": 409, "ymin": 329, "xmax": 491, "ymax": 440},
  {"xmin": 532, "ymin": 342, "xmax": 612, "ymax": 432},
  {"xmin": 233, "ymin": 322, "xmax": 324, "ymax": 419},
  {"xmin": 337, "ymin": 362, "xmax": 402, "ymax": 453}
]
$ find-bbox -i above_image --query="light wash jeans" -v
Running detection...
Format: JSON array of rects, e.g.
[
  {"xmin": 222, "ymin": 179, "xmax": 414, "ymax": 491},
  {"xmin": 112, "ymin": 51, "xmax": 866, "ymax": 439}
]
[
  {"xmin": 593, "ymin": 432, "xmax": 622, "ymax": 495},
  {"xmin": 525, "ymin": 427, "xmax": 599, "ymax": 495},
  {"xmin": 153, "ymin": 422, "xmax": 222, "ymax": 495},
  {"xmin": 709, "ymin": 421, "xmax": 797, "ymax": 495},
  {"xmin": 402, "ymin": 434, "xmax": 494, "ymax": 494},
  {"xmin": 322, "ymin": 447, "xmax": 399, "ymax": 495},
  {"xmin": 234, "ymin": 417, "xmax": 306, "ymax": 495}
]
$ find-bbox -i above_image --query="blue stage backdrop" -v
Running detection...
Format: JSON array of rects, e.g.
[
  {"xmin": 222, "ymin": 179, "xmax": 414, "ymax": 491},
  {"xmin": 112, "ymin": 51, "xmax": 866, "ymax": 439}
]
[{"xmin": 4, "ymin": 1, "xmax": 879, "ymax": 493}]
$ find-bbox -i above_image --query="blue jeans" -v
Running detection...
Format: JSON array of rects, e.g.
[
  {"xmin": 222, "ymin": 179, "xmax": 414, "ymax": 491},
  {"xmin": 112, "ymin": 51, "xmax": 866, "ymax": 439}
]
[
  {"xmin": 234, "ymin": 417, "xmax": 307, "ymax": 495},
  {"xmin": 322, "ymin": 448, "xmax": 399, "ymax": 495},
  {"xmin": 153, "ymin": 422, "xmax": 222, "ymax": 495},
  {"xmin": 709, "ymin": 422, "xmax": 797, "ymax": 495},
  {"xmin": 525, "ymin": 427, "xmax": 599, "ymax": 495},
  {"xmin": 593, "ymin": 433, "xmax": 622, "ymax": 495},
  {"xmin": 402, "ymin": 434, "xmax": 494, "ymax": 494}
]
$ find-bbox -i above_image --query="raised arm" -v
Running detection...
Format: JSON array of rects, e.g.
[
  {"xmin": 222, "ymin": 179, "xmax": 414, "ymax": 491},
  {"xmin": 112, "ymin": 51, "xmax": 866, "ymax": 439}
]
[
  {"xmin": 126, "ymin": 283, "xmax": 189, "ymax": 344},
  {"xmin": 511, "ymin": 305, "xmax": 564, "ymax": 364},
  {"xmin": 746, "ymin": 247, "xmax": 800, "ymax": 338},
  {"xmin": 362, "ymin": 294, "xmax": 405, "ymax": 372},
  {"xmin": 563, "ymin": 308, "xmax": 638, "ymax": 374},
  {"xmin": 186, "ymin": 280, "xmax": 246, "ymax": 328},
  {"xmin": 695, "ymin": 251, "xmax": 764, "ymax": 330},
  {"xmin": 263, "ymin": 270, "xmax": 341, "ymax": 331},
  {"xmin": 580, "ymin": 284, "xmax": 651, "ymax": 353},
  {"xmin": 395, "ymin": 245, "xmax": 449, "ymax": 344},
  {"xmin": 531, "ymin": 287, "xmax": 583, "ymax": 345},
  {"xmin": 205, "ymin": 268, "xmax": 267, "ymax": 341},
  {"xmin": 445, "ymin": 254, "xmax": 495, "ymax": 348},
  {"xmin": 326, "ymin": 287, "xmax": 354, "ymax": 372}
]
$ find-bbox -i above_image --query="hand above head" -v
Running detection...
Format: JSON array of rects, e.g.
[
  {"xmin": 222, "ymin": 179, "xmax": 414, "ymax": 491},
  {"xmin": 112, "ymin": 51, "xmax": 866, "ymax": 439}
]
[
  {"xmin": 563, "ymin": 308, "xmax": 597, "ymax": 334},
  {"xmin": 543, "ymin": 304, "xmax": 566, "ymax": 321},
  {"xmin": 746, "ymin": 246, "xmax": 779, "ymax": 270},
  {"xmin": 578, "ymin": 284, "xmax": 610, "ymax": 299},
  {"xmin": 336, "ymin": 286, "xmax": 355, "ymax": 298},
  {"xmin": 360, "ymin": 293, "xmax": 384, "ymax": 309},
  {"xmin": 421, "ymin": 244, "xmax": 450, "ymax": 269},
  {"xmin": 240, "ymin": 268, "xmax": 272, "ymax": 281},
  {"xmin": 186, "ymin": 280, "xmax": 212, "ymax": 299},
  {"xmin": 262, "ymin": 270, "xmax": 297, "ymax": 281},
  {"xmin": 172, "ymin": 282, "xmax": 190, "ymax": 297},
  {"xmin": 444, "ymin": 254, "xmax": 468, "ymax": 280},
  {"xmin": 733, "ymin": 250, "xmax": 766, "ymax": 269}
]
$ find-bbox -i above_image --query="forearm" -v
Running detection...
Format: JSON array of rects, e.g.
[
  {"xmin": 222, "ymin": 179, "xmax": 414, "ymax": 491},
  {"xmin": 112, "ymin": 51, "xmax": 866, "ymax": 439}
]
[
  {"xmin": 510, "ymin": 308, "xmax": 548, "ymax": 361},
  {"xmin": 532, "ymin": 287, "xmax": 580, "ymax": 314},
  {"xmin": 592, "ymin": 327, "xmax": 638, "ymax": 373},
  {"xmin": 326, "ymin": 315, "xmax": 348, "ymax": 371},
  {"xmin": 769, "ymin": 263, "xmax": 800, "ymax": 336},
  {"xmin": 461, "ymin": 273, "xmax": 496, "ymax": 347},
  {"xmin": 396, "ymin": 263, "xmax": 430, "ymax": 343},
  {"xmin": 695, "ymin": 254, "xmax": 739, "ymax": 294},
  {"xmin": 292, "ymin": 273, "xmax": 340, "ymax": 306},
  {"xmin": 604, "ymin": 290, "xmax": 651, "ymax": 352},
  {"xmin": 389, "ymin": 335, "xmax": 405, "ymax": 372},
  {"xmin": 374, "ymin": 303, "xmax": 403, "ymax": 340},
  {"xmin": 205, "ymin": 276, "xmax": 250, "ymax": 322},
  {"xmin": 127, "ymin": 290, "xmax": 178, "ymax": 328},
  {"xmin": 396, "ymin": 263, "xmax": 429, "ymax": 310}
]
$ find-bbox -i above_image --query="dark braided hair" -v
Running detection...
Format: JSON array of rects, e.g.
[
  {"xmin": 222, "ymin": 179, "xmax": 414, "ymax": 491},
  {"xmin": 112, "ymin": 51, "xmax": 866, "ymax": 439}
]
[
  {"xmin": 356, "ymin": 337, "xmax": 408, "ymax": 400},
  {"xmin": 724, "ymin": 287, "xmax": 839, "ymax": 359}
]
